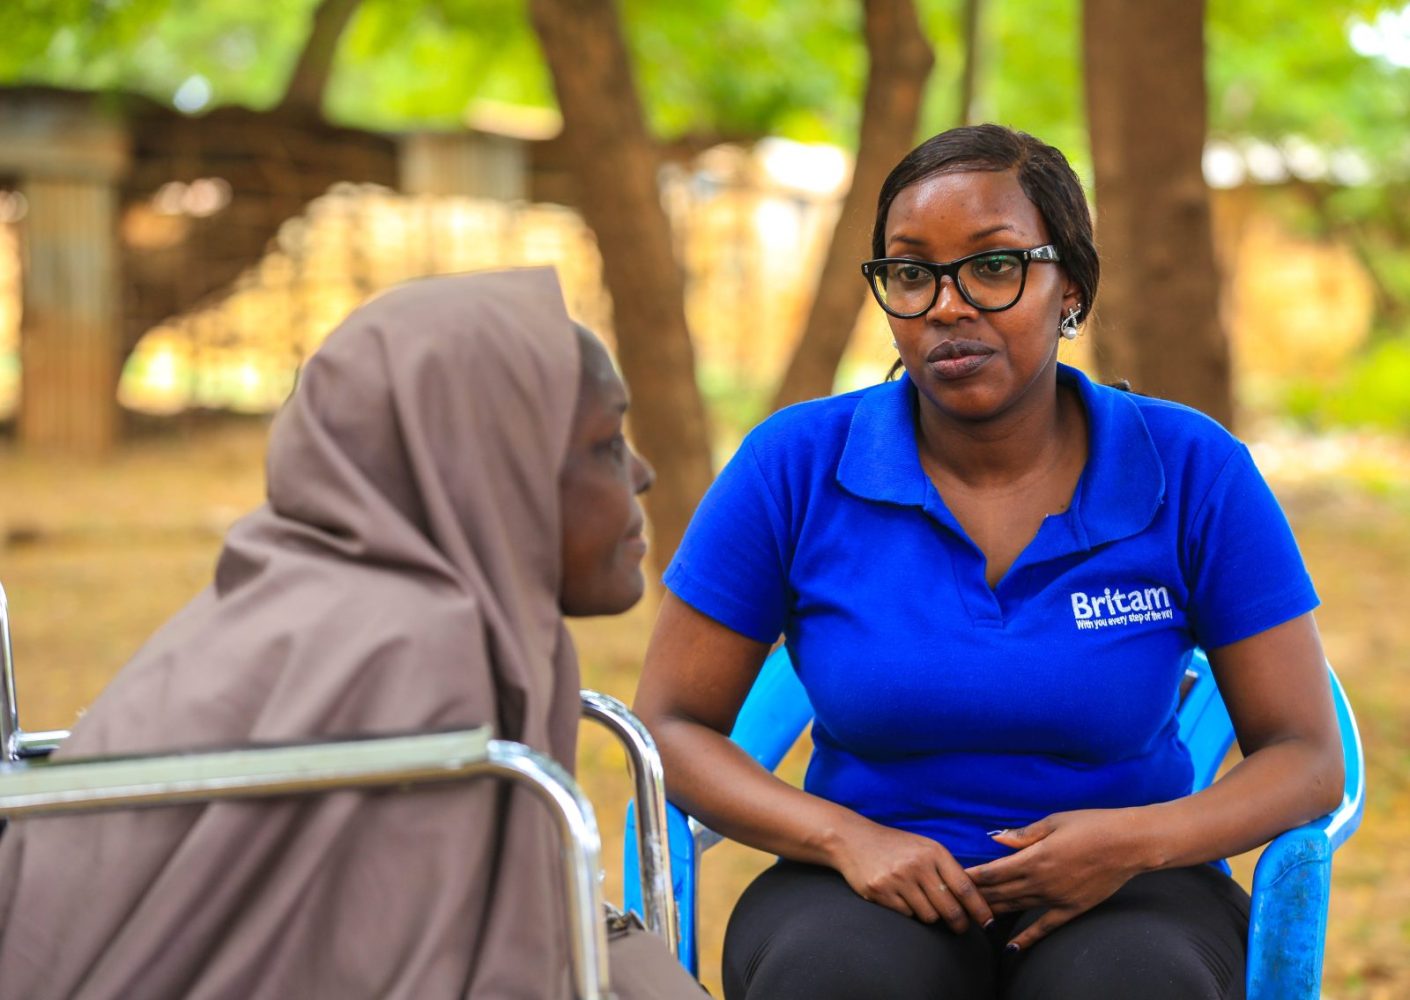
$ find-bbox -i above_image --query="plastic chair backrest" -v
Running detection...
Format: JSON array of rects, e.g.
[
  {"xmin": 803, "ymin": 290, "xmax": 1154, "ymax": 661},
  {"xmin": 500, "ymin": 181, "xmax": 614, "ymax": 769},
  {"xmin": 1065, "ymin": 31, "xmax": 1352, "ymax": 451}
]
[
  {"xmin": 1177, "ymin": 648, "xmax": 1236, "ymax": 789},
  {"xmin": 628, "ymin": 644, "xmax": 1364, "ymax": 995}
]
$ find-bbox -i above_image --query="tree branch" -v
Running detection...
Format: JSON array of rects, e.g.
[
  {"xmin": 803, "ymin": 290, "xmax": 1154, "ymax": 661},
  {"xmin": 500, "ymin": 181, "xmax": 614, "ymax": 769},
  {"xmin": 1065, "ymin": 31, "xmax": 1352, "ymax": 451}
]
[
  {"xmin": 768, "ymin": 0, "xmax": 934, "ymax": 412},
  {"xmin": 277, "ymin": 0, "xmax": 364, "ymax": 118},
  {"xmin": 958, "ymin": 0, "xmax": 983, "ymax": 125},
  {"xmin": 528, "ymin": 0, "xmax": 715, "ymax": 565}
]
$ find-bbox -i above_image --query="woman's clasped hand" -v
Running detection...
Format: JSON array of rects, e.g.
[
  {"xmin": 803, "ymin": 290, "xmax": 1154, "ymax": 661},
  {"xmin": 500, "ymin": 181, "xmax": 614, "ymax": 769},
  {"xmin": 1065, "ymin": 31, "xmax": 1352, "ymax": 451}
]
[
  {"xmin": 967, "ymin": 811, "xmax": 1157, "ymax": 949},
  {"xmin": 831, "ymin": 813, "xmax": 995, "ymax": 932}
]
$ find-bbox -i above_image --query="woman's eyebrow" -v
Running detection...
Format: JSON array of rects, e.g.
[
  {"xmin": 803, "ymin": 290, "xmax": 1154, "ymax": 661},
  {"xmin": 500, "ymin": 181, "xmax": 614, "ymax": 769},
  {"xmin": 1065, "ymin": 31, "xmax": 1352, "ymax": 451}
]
[
  {"xmin": 969, "ymin": 223, "xmax": 1020, "ymax": 240},
  {"xmin": 888, "ymin": 223, "xmax": 1020, "ymax": 249}
]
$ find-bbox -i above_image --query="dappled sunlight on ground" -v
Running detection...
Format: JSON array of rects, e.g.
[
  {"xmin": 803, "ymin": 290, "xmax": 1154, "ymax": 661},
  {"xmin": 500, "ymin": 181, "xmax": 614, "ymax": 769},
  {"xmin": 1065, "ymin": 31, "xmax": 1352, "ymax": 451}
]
[{"xmin": 0, "ymin": 420, "xmax": 1405, "ymax": 997}]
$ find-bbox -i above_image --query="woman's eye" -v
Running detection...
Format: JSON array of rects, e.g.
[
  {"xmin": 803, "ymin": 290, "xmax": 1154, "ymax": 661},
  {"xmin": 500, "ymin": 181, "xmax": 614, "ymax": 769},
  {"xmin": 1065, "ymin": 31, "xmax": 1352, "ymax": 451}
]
[
  {"xmin": 895, "ymin": 265, "xmax": 928, "ymax": 284},
  {"xmin": 971, "ymin": 255, "xmax": 1018, "ymax": 278},
  {"xmin": 598, "ymin": 434, "xmax": 628, "ymax": 461}
]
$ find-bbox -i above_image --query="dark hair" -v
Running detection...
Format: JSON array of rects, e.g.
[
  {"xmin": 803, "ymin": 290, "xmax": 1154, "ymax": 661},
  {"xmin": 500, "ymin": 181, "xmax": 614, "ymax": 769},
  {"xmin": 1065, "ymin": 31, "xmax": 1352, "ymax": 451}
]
[{"xmin": 872, "ymin": 124, "xmax": 1098, "ymax": 325}]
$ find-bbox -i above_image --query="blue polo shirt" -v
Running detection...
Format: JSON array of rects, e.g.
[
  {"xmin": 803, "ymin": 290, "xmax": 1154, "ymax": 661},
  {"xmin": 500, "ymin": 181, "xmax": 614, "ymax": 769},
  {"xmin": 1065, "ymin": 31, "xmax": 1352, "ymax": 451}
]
[{"xmin": 664, "ymin": 364, "xmax": 1318, "ymax": 866}]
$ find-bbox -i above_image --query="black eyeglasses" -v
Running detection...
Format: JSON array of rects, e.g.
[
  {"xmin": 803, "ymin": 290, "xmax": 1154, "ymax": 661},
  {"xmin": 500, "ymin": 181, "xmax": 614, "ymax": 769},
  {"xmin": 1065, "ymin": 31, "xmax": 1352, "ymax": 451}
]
[{"xmin": 861, "ymin": 245, "xmax": 1062, "ymax": 317}]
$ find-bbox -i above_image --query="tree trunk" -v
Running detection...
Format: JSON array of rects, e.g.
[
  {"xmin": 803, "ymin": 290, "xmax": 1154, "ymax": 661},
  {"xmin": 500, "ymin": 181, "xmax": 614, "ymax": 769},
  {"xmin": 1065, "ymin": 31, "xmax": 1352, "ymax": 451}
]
[
  {"xmin": 277, "ymin": 0, "xmax": 364, "ymax": 118},
  {"xmin": 1082, "ymin": 0, "xmax": 1233, "ymax": 426},
  {"xmin": 958, "ymin": 0, "xmax": 983, "ymax": 126},
  {"xmin": 528, "ymin": 0, "xmax": 714, "ymax": 567},
  {"xmin": 769, "ymin": 0, "xmax": 935, "ymax": 412}
]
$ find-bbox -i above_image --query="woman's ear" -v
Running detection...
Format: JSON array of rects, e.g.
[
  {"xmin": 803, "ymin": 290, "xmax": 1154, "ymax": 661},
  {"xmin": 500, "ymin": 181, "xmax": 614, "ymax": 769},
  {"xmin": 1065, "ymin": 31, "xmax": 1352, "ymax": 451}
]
[{"xmin": 1061, "ymin": 280, "xmax": 1083, "ymax": 319}]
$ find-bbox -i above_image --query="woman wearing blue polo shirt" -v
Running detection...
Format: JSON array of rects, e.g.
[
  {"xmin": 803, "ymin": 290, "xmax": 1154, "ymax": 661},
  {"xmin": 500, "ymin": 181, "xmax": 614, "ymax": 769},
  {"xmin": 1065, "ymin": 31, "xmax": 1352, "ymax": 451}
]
[{"xmin": 634, "ymin": 125, "xmax": 1344, "ymax": 1000}]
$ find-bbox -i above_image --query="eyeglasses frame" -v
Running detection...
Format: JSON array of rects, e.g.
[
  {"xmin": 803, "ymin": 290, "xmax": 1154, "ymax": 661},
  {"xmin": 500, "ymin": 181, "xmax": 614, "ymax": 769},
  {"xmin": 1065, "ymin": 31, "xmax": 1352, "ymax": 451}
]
[{"xmin": 860, "ymin": 244, "xmax": 1063, "ymax": 318}]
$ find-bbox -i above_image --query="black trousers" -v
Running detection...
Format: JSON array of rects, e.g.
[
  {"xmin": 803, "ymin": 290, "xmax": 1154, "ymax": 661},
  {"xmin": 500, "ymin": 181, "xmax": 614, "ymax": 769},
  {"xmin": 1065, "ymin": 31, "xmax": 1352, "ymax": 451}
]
[{"xmin": 722, "ymin": 860, "xmax": 1250, "ymax": 1000}]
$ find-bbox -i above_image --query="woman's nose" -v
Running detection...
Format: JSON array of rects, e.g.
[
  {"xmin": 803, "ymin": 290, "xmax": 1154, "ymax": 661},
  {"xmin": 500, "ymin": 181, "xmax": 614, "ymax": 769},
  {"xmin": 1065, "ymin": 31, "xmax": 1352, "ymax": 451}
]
[
  {"xmin": 633, "ymin": 450, "xmax": 656, "ymax": 495},
  {"xmin": 926, "ymin": 274, "xmax": 976, "ymax": 323}
]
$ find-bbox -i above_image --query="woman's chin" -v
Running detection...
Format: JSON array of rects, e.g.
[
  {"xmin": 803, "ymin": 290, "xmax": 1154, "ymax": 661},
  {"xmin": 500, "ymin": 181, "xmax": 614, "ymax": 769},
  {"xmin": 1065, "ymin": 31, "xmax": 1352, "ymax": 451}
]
[{"xmin": 560, "ymin": 566, "xmax": 646, "ymax": 618}]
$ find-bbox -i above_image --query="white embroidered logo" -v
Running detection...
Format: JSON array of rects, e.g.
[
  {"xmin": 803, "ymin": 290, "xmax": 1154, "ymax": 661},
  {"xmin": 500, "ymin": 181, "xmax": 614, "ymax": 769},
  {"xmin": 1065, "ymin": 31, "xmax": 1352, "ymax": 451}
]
[{"xmin": 1070, "ymin": 585, "xmax": 1174, "ymax": 630}]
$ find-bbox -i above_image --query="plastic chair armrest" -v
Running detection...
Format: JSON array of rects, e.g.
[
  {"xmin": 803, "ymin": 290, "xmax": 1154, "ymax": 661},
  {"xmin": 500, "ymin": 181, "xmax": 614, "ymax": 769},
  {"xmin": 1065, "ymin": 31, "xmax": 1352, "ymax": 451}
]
[
  {"xmin": 625, "ymin": 799, "xmax": 700, "ymax": 973},
  {"xmin": 1246, "ymin": 822, "xmax": 1334, "ymax": 1000}
]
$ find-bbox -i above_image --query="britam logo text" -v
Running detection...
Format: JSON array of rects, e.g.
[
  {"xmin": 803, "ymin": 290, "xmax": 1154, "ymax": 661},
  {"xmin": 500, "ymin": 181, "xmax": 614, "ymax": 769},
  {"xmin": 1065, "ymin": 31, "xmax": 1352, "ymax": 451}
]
[{"xmin": 1070, "ymin": 585, "xmax": 1174, "ymax": 630}]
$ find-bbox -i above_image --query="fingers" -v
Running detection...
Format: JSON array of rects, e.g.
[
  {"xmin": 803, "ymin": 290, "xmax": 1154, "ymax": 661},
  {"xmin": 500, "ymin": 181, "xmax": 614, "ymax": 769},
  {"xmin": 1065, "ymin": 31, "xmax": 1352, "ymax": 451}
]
[
  {"xmin": 966, "ymin": 855, "xmax": 1024, "ymax": 888},
  {"xmin": 988, "ymin": 817, "xmax": 1053, "ymax": 850},
  {"xmin": 920, "ymin": 872, "xmax": 973, "ymax": 933},
  {"xmin": 894, "ymin": 883, "xmax": 941, "ymax": 926},
  {"xmin": 967, "ymin": 875, "xmax": 1035, "ymax": 909},
  {"xmin": 1005, "ymin": 906, "xmax": 1077, "ymax": 953},
  {"xmin": 858, "ymin": 869, "xmax": 986, "ymax": 934},
  {"xmin": 938, "ymin": 864, "xmax": 994, "ymax": 930}
]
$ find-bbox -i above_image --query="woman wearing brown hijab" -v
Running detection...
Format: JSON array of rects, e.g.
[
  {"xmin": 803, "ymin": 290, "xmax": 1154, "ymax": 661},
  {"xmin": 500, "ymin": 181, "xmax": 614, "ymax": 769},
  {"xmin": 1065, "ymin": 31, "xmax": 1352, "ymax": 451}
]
[{"xmin": 0, "ymin": 269, "xmax": 701, "ymax": 999}]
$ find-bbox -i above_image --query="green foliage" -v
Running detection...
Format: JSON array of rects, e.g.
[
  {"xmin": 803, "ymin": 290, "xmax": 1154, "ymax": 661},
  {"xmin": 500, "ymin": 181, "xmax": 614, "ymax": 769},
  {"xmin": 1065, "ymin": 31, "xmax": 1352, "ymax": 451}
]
[
  {"xmin": 1285, "ymin": 335, "xmax": 1410, "ymax": 432},
  {"xmin": 0, "ymin": 0, "xmax": 316, "ymax": 109},
  {"xmin": 624, "ymin": 0, "xmax": 866, "ymax": 142},
  {"xmin": 1, "ymin": 0, "xmax": 1406, "ymax": 161},
  {"xmin": 326, "ymin": 0, "xmax": 553, "ymax": 128},
  {"xmin": 1207, "ymin": 0, "xmax": 1410, "ymax": 161},
  {"xmin": 953, "ymin": 0, "xmax": 1087, "ymax": 174}
]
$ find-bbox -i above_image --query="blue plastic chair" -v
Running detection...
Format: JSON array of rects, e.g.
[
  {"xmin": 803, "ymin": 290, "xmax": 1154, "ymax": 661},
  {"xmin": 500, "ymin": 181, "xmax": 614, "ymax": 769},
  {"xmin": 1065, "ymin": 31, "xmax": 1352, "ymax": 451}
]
[{"xmin": 626, "ymin": 646, "xmax": 1365, "ymax": 997}]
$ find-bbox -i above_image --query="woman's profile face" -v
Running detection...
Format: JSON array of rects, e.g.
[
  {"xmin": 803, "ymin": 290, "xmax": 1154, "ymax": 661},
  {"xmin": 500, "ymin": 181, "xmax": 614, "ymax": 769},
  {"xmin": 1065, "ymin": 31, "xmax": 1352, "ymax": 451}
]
[
  {"xmin": 884, "ymin": 168, "xmax": 1080, "ymax": 424},
  {"xmin": 558, "ymin": 334, "xmax": 655, "ymax": 616}
]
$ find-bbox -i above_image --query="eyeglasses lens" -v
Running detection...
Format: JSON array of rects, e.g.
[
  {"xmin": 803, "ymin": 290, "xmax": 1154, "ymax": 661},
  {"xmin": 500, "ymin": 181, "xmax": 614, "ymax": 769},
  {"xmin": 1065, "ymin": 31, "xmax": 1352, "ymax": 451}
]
[{"xmin": 873, "ymin": 253, "xmax": 1024, "ymax": 315}]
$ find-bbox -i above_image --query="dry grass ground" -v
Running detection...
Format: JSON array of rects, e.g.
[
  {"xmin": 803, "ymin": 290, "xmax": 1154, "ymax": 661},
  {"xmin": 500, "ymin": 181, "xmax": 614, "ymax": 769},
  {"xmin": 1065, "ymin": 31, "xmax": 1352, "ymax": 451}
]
[{"xmin": 0, "ymin": 421, "xmax": 1405, "ymax": 998}]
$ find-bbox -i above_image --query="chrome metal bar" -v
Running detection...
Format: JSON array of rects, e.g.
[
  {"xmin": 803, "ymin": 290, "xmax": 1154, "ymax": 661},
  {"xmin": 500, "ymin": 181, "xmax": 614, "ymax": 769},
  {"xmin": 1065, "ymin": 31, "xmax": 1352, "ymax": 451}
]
[
  {"xmin": 0, "ymin": 729, "xmax": 610, "ymax": 999},
  {"xmin": 15, "ymin": 729, "xmax": 69, "ymax": 758},
  {"xmin": 0, "ymin": 583, "xmax": 21, "ymax": 761},
  {"xmin": 486, "ymin": 740, "xmax": 611, "ymax": 1000},
  {"xmin": 0, "ymin": 728, "xmax": 496, "ymax": 815},
  {"xmin": 580, "ymin": 689, "xmax": 680, "ymax": 956}
]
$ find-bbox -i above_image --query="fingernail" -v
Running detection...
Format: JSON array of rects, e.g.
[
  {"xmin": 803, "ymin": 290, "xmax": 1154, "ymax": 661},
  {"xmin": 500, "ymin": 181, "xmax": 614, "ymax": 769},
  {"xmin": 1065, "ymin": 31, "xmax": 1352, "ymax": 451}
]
[
  {"xmin": 983, "ymin": 918, "xmax": 996, "ymax": 930},
  {"xmin": 1005, "ymin": 942, "xmax": 1021, "ymax": 954},
  {"xmin": 987, "ymin": 829, "xmax": 1008, "ymax": 837}
]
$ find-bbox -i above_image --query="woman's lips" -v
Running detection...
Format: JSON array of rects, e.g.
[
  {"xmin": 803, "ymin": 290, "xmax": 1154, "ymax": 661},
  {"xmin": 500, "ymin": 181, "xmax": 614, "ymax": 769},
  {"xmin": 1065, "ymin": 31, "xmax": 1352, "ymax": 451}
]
[
  {"xmin": 623, "ymin": 524, "xmax": 649, "ymax": 558},
  {"xmin": 926, "ymin": 340, "xmax": 994, "ymax": 380},
  {"xmin": 929, "ymin": 354, "xmax": 992, "ymax": 379}
]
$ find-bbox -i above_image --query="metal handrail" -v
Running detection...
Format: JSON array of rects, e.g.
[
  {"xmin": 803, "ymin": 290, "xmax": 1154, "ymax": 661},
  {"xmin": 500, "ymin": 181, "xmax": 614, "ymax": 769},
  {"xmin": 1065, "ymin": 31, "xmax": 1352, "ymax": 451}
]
[
  {"xmin": 580, "ymin": 689, "xmax": 679, "ymax": 955},
  {"xmin": 0, "ymin": 583, "xmax": 21, "ymax": 761},
  {"xmin": 0, "ymin": 728, "xmax": 612, "ymax": 1000}
]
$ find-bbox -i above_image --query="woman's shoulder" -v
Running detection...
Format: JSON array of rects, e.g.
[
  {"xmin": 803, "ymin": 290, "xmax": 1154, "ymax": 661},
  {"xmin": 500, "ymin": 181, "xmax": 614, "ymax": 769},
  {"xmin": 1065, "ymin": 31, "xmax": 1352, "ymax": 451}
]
[
  {"xmin": 739, "ymin": 382, "xmax": 888, "ymax": 466},
  {"xmin": 1086, "ymin": 376, "xmax": 1243, "ymax": 462},
  {"xmin": 1128, "ymin": 395, "xmax": 1251, "ymax": 487}
]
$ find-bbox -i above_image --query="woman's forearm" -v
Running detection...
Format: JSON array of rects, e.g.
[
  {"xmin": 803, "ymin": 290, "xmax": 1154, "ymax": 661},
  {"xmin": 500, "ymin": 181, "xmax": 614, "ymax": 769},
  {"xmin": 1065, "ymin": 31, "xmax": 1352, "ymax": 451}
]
[
  {"xmin": 651, "ymin": 713, "xmax": 868, "ymax": 868},
  {"xmin": 1126, "ymin": 734, "xmax": 1344, "ymax": 872},
  {"xmin": 635, "ymin": 595, "xmax": 875, "ymax": 867},
  {"xmin": 1127, "ymin": 616, "xmax": 1345, "ymax": 871}
]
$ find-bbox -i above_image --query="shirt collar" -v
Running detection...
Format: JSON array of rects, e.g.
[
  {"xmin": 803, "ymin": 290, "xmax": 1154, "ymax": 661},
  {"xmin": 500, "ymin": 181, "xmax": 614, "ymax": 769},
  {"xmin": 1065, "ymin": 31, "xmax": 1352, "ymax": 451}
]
[{"xmin": 836, "ymin": 364, "xmax": 1165, "ymax": 551}]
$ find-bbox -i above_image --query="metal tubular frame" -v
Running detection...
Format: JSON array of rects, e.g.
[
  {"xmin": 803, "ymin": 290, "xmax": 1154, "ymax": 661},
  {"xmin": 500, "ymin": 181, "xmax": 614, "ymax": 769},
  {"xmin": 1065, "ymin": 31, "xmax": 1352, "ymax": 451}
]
[
  {"xmin": 0, "ymin": 583, "xmax": 21, "ymax": 761},
  {"xmin": 0, "ymin": 730, "xmax": 612, "ymax": 1000},
  {"xmin": 0, "ymin": 585, "xmax": 67, "ymax": 762},
  {"xmin": 579, "ymin": 689, "xmax": 679, "ymax": 955}
]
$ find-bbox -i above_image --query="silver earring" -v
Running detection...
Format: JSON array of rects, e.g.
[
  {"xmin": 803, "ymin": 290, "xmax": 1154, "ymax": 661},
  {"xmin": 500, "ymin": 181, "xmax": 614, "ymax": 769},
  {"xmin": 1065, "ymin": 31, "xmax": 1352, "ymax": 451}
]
[
  {"xmin": 891, "ymin": 340, "xmax": 898, "ymax": 349},
  {"xmin": 1059, "ymin": 307, "xmax": 1080, "ymax": 341}
]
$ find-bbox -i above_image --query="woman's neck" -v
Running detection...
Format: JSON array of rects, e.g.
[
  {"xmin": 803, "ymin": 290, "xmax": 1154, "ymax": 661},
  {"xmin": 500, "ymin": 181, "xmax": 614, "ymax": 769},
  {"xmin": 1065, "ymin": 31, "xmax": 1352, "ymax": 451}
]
[{"xmin": 915, "ymin": 375, "xmax": 1082, "ymax": 492}]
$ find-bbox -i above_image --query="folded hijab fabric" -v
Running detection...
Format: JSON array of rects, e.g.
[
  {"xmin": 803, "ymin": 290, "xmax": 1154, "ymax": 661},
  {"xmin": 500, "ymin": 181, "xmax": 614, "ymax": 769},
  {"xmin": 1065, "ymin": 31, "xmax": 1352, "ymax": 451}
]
[{"xmin": 0, "ymin": 269, "xmax": 699, "ymax": 999}]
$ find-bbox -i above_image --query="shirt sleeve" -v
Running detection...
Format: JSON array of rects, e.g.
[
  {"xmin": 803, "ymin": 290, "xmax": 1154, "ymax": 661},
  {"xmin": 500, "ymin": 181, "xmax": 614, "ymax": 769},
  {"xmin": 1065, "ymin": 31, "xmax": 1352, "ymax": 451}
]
[
  {"xmin": 1185, "ymin": 444, "xmax": 1319, "ymax": 649},
  {"xmin": 663, "ymin": 434, "xmax": 792, "ymax": 644}
]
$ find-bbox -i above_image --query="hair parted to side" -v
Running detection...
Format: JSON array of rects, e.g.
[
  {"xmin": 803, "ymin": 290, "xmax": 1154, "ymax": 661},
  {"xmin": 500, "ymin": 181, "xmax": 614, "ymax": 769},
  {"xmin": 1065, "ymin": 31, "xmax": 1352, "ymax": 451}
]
[{"xmin": 872, "ymin": 124, "xmax": 1099, "ymax": 325}]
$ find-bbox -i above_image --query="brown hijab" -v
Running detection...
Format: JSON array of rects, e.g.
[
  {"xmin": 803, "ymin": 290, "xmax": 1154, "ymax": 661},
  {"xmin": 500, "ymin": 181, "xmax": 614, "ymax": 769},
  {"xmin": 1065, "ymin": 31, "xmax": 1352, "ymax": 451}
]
[{"xmin": 0, "ymin": 269, "xmax": 697, "ymax": 999}]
